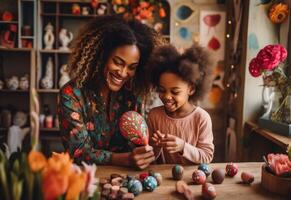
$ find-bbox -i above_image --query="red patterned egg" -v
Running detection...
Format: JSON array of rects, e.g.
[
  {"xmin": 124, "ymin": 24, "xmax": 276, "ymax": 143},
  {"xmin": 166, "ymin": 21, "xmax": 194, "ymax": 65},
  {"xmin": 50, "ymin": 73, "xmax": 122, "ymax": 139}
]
[
  {"xmin": 192, "ymin": 169, "xmax": 206, "ymax": 184},
  {"xmin": 119, "ymin": 111, "xmax": 149, "ymax": 146},
  {"xmin": 225, "ymin": 163, "xmax": 238, "ymax": 177},
  {"xmin": 241, "ymin": 172, "xmax": 254, "ymax": 184},
  {"xmin": 202, "ymin": 183, "xmax": 217, "ymax": 200}
]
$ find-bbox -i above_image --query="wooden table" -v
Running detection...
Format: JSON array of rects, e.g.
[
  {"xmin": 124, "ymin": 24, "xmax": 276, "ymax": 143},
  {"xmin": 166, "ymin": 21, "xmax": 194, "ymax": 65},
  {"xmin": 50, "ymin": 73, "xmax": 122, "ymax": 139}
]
[{"xmin": 96, "ymin": 163, "xmax": 289, "ymax": 200}]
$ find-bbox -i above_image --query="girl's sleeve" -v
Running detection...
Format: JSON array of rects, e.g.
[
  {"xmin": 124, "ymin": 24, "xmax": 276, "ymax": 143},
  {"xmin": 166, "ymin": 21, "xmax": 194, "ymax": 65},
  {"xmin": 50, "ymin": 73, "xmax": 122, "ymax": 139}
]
[
  {"xmin": 58, "ymin": 85, "xmax": 112, "ymax": 165},
  {"xmin": 182, "ymin": 114, "xmax": 214, "ymax": 164}
]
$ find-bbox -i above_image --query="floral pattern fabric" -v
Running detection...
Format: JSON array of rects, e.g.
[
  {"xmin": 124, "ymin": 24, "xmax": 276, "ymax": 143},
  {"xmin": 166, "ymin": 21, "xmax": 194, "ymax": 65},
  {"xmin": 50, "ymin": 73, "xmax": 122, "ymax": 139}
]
[{"xmin": 58, "ymin": 80, "xmax": 141, "ymax": 165}]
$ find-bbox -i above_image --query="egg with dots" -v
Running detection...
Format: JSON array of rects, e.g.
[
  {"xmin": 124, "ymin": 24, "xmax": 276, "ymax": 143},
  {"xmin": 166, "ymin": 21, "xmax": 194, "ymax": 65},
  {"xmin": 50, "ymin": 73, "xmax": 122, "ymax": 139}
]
[
  {"xmin": 241, "ymin": 172, "xmax": 254, "ymax": 184},
  {"xmin": 119, "ymin": 111, "xmax": 149, "ymax": 146},
  {"xmin": 192, "ymin": 169, "xmax": 206, "ymax": 184},
  {"xmin": 202, "ymin": 183, "xmax": 217, "ymax": 200},
  {"xmin": 225, "ymin": 163, "xmax": 238, "ymax": 177}
]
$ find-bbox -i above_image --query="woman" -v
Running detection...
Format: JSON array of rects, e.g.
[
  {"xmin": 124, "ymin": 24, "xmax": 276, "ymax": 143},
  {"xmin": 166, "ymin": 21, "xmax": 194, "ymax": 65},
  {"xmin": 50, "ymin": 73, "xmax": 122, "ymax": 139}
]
[{"xmin": 58, "ymin": 15, "xmax": 165, "ymax": 169}]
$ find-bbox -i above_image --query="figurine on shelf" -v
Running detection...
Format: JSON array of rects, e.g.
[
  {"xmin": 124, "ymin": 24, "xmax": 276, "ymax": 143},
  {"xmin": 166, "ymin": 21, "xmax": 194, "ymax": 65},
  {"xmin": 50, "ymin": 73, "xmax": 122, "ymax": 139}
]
[
  {"xmin": 7, "ymin": 111, "xmax": 30, "ymax": 155},
  {"xmin": 2, "ymin": 11, "xmax": 13, "ymax": 21},
  {"xmin": 59, "ymin": 28, "xmax": 73, "ymax": 51},
  {"xmin": 97, "ymin": 4, "xmax": 107, "ymax": 15},
  {"xmin": 72, "ymin": 3, "xmax": 81, "ymax": 15},
  {"xmin": 82, "ymin": 6, "xmax": 90, "ymax": 15},
  {"xmin": 19, "ymin": 74, "xmax": 29, "ymax": 90},
  {"xmin": 41, "ymin": 57, "xmax": 54, "ymax": 89},
  {"xmin": 6, "ymin": 76, "xmax": 19, "ymax": 90},
  {"xmin": 0, "ymin": 24, "xmax": 17, "ymax": 48},
  {"xmin": 59, "ymin": 64, "xmax": 70, "ymax": 88},
  {"xmin": 44, "ymin": 23, "xmax": 55, "ymax": 50}
]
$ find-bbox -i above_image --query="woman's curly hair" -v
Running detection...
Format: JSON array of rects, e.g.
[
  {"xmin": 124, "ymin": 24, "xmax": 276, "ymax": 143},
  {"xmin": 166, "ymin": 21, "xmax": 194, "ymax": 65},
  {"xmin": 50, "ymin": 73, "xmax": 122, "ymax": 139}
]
[
  {"xmin": 68, "ymin": 15, "xmax": 166, "ymax": 96},
  {"xmin": 148, "ymin": 44, "xmax": 214, "ymax": 103}
]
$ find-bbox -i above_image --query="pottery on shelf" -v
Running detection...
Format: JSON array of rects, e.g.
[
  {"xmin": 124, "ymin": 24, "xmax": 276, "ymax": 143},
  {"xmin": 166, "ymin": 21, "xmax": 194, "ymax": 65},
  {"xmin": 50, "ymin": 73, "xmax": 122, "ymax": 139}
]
[
  {"xmin": 40, "ymin": 57, "xmax": 54, "ymax": 89},
  {"xmin": 19, "ymin": 74, "xmax": 29, "ymax": 90},
  {"xmin": 44, "ymin": 22, "xmax": 55, "ymax": 50},
  {"xmin": 59, "ymin": 64, "xmax": 70, "ymax": 88},
  {"xmin": 6, "ymin": 76, "xmax": 19, "ymax": 90},
  {"xmin": 59, "ymin": 28, "xmax": 73, "ymax": 51}
]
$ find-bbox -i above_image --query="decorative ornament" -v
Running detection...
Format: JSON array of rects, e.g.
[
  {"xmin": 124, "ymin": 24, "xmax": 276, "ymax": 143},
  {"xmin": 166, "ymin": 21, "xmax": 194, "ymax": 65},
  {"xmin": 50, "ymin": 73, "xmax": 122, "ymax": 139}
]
[
  {"xmin": 202, "ymin": 183, "xmax": 217, "ymax": 200},
  {"xmin": 143, "ymin": 176, "xmax": 157, "ymax": 191},
  {"xmin": 0, "ymin": 24, "xmax": 17, "ymax": 48},
  {"xmin": 2, "ymin": 11, "xmax": 13, "ymax": 21},
  {"xmin": 43, "ymin": 23, "xmax": 54, "ymax": 50},
  {"xmin": 41, "ymin": 57, "xmax": 54, "ymax": 89},
  {"xmin": 19, "ymin": 74, "xmax": 29, "ymax": 90},
  {"xmin": 91, "ymin": 0, "xmax": 99, "ymax": 8},
  {"xmin": 268, "ymin": 3, "xmax": 289, "ymax": 24},
  {"xmin": 192, "ymin": 169, "xmax": 206, "ymax": 185},
  {"xmin": 72, "ymin": 3, "xmax": 81, "ymax": 15},
  {"xmin": 139, "ymin": 172, "xmax": 149, "ymax": 182},
  {"xmin": 59, "ymin": 64, "xmax": 70, "ymax": 88},
  {"xmin": 59, "ymin": 28, "xmax": 73, "ymax": 51},
  {"xmin": 127, "ymin": 179, "xmax": 143, "ymax": 196},
  {"xmin": 211, "ymin": 168, "xmax": 225, "ymax": 184},
  {"xmin": 6, "ymin": 76, "xmax": 19, "ymax": 90},
  {"xmin": 225, "ymin": 163, "xmax": 238, "ymax": 177},
  {"xmin": 198, "ymin": 163, "xmax": 211, "ymax": 177},
  {"xmin": 119, "ymin": 111, "xmax": 149, "ymax": 146},
  {"xmin": 172, "ymin": 165, "xmax": 184, "ymax": 180},
  {"xmin": 241, "ymin": 172, "xmax": 254, "ymax": 184},
  {"xmin": 152, "ymin": 172, "xmax": 162, "ymax": 186}
]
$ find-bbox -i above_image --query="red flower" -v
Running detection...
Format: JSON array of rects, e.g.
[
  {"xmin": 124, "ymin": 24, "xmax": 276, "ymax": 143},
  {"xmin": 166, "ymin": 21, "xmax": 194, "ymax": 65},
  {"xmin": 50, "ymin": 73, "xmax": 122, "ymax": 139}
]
[
  {"xmin": 71, "ymin": 112, "xmax": 80, "ymax": 121},
  {"xmin": 249, "ymin": 58, "xmax": 262, "ymax": 77},
  {"xmin": 267, "ymin": 153, "xmax": 291, "ymax": 175},
  {"xmin": 63, "ymin": 86, "xmax": 73, "ymax": 95},
  {"xmin": 256, "ymin": 44, "xmax": 287, "ymax": 71},
  {"xmin": 86, "ymin": 122, "xmax": 95, "ymax": 131}
]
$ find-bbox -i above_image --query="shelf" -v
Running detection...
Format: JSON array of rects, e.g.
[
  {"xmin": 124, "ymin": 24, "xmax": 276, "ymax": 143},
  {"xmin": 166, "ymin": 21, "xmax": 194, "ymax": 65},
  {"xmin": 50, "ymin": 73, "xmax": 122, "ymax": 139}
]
[
  {"xmin": 40, "ymin": 127, "xmax": 60, "ymax": 132},
  {"xmin": 245, "ymin": 121, "xmax": 291, "ymax": 149},
  {"xmin": 0, "ymin": 21, "xmax": 18, "ymax": 24},
  {"xmin": 0, "ymin": 89, "xmax": 29, "ymax": 93},
  {"xmin": 41, "ymin": 13, "xmax": 97, "ymax": 18},
  {"xmin": 21, "ymin": 36, "xmax": 34, "ymax": 39},
  {"xmin": 0, "ymin": 47, "xmax": 32, "ymax": 52},
  {"xmin": 39, "ymin": 49, "xmax": 72, "ymax": 54},
  {"xmin": 41, "ymin": 0, "xmax": 106, "ymax": 3},
  {"xmin": 37, "ymin": 89, "xmax": 59, "ymax": 93}
]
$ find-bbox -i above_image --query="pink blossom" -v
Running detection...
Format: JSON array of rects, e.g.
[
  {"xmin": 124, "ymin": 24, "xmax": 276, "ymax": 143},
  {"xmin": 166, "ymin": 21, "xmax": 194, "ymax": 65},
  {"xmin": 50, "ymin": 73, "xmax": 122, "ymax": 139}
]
[
  {"xmin": 71, "ymin": 112, "xmax": 80, "ymax": 121},
  {"xmin": 82, "ymin": 162, "xmax": 98, "ymax": 197},
  {"xmin": 267, "ymin": 153, "xmax": 291, "ymax": 175},
  {"xmin": 249, "ymin": 58, "xmax": 262, "ymax": 77}
]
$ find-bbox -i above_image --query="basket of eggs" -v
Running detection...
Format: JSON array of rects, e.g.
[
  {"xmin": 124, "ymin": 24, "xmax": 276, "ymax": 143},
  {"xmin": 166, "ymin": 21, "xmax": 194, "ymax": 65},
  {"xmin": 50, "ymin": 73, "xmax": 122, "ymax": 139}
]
[{"xmin": 261, "ymin": 146, "xmax": 291, "ymax": 196}]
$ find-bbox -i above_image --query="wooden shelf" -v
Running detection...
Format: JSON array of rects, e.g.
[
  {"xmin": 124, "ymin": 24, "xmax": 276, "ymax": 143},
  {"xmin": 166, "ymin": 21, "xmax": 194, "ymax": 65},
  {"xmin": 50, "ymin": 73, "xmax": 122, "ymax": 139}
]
[
  {"xmin": 0, "ymin": 89, "xmax": 29, "ymax": 93},
  {"xmin": 41, "ymin": 13, "xmax": 97, "ymax": 18},
  {"xmin": 21, "ymin": 36, "xmax": 34, "ymax": 39},
  {"xmin": 40, "ymin": 127, "xmax": 60, "ymax": 132},
  {"xmin": 0, "ymin": 47, "xmax": 32, "ymax": 52},
  {"xmin": 39, "ymin": 49, "xmax": 72, "ymax": 54},
  {"xmin": 37, "ymin": 89, "xmax": 59, "ymax": 93},
  {"xmin": 245, "ymin": 121, "xmax": 291, "ymax": 149},
  {"xmin": 0, "ymin": 21, "xmax": 18, "ymax": 24},
  {"xmin": 41, "ymin": 0, "xmax": 106, "ymax": 3}
]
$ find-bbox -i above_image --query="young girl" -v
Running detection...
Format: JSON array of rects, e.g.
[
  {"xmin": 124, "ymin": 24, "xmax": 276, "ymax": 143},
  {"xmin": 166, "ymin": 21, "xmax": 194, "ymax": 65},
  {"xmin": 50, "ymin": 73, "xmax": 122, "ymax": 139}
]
[{"xmin": 147, "ymin": 44, "xmax": 214, "ymax": 164}]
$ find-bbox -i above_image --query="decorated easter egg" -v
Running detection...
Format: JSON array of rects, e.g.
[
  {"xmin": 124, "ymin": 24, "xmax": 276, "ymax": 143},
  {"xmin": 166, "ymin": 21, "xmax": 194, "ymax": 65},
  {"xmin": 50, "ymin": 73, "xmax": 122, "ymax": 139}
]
[
  {"xmin": 211, "ymin": 168, "xmax": 225, "ymax": 184},
  {"xmin": 127, "ymin": 179, "xmax": 143, "ymax": 196},
  {"xmin": 225, "ymin": 163, "xmax": 238, "ymax": 177},
  {"xmin": 153, "ymin": 172, "xmax": 163, "ymax": 186},
  {"xmin": 192, "ymin": 169, "xmax": 206, "ymax": 184},
  {"xmin": 172, "ymin": 165, "xmax": 184, "ymax": 180},
  {"xmin": 139, "ymin": 172, "xmax": 149, "ymax": 182},
  {"xmin": 241, "ymin": 172, "xmax": 254, "ymax": 184},
  {"xmin": 202, "ymin": 183, "xmax": 217, "ymax": 200},
  {"xmin": 143, "ymin": 176, "xmax": 158, "ymax": 191},
  {"xmin": 119, "ymin": 111, "xmax": 149, "ymax": 146},
  {"xmin": 198, "ymin": 163, "xmax": 211, "ymax": 177}
]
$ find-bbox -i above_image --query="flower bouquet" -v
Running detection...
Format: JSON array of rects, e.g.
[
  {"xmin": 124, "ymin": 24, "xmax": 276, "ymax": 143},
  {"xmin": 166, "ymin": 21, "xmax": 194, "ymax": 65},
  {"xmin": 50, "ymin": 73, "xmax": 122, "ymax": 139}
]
[
  {"xmin": 0, "ymin": 149, "xmax": 100, "ymax": 200},
  {"xmin": 261, "ymin": 146, "xmax": 291, "ymax": 195}
]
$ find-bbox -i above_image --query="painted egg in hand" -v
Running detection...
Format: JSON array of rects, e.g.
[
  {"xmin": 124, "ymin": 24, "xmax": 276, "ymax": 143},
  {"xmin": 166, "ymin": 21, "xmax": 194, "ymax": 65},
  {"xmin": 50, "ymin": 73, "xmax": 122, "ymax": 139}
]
[{"xmin": 119, "ymin": 111, "xmax": 149, "ymax": 146}]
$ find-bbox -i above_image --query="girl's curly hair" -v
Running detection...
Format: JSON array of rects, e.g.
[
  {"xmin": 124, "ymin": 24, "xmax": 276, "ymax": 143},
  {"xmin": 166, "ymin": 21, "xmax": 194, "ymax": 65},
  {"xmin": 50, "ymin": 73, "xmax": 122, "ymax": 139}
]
[
  {"xmin": 68, "ymin": 15, "xmax": 166, "ymax": 96},
  {"xmin": 148, "ymin": 44, "xmax": 214, "ymax": 103}
]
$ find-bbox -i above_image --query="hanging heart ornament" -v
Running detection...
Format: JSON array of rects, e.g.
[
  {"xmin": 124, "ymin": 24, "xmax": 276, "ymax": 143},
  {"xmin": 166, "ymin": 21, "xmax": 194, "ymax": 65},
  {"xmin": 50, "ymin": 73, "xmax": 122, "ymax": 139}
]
[{"xmin": 119, "ymin": 111, "xmax": 149, "ymax": 146}]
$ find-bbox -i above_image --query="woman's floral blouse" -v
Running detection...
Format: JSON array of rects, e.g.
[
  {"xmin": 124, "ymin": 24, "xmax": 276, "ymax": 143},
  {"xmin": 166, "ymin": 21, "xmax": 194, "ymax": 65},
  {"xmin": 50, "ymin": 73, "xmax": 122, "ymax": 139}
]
[{"xmin": 58, "ymin": 80, "xmax": 142, "ymax": 165}]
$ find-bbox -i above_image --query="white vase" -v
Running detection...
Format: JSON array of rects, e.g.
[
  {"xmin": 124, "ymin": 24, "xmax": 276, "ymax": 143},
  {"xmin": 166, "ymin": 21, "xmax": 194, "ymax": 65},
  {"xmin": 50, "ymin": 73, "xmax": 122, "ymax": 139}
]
[{"xmin": 41, "ymin": 57, "xmax": 54, "ymax": 89}]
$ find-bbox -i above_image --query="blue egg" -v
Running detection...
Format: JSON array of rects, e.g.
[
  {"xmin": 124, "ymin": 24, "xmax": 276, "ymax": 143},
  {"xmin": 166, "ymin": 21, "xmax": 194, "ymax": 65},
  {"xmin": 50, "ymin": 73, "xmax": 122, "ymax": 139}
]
[
  {"xmin": 143, "ymin": 176, "xmax": 158, "ymax": 191},
  {"xmin": 176, "ymin": 5, "xmax": 193, "ymax": 20},
  {"xmin": 128, "ymin": 179, "xmax": 143, "ymax": 196},
  {"xmin": 179, "ymin": 27, "xmax": 189, "ymax": 39},
  {"xmin": 198, "ymin": 163, "xmax": 211, "ymax": 177}
]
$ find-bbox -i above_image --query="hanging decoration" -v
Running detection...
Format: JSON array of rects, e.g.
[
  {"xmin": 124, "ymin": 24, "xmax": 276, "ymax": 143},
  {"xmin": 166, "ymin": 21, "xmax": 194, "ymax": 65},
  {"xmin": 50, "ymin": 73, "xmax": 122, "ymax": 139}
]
[{"xmin": 268, "ymin": 2, "xmax": 289, "ymax": 24}]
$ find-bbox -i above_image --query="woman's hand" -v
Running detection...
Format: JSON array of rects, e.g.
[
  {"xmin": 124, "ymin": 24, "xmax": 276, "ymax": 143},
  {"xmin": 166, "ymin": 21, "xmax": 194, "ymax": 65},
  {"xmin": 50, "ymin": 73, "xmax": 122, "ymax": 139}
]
[
  {"xmin": 131, "ymin": 145, "xmax": 155, "ymax": 169},
  {"xmin": 160, "ymin": 133, "xmax": 185, "ymax": 154}
]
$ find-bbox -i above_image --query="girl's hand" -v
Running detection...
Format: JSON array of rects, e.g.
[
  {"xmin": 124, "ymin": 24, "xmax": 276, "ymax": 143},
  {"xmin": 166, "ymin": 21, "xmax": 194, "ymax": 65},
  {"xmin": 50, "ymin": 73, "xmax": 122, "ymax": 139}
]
[
  {"xmin": 161, "ymin": 134, "xmax": 185, "ymax": 154},
  {"xmin": 151, "ymin": 130, "xmax": 165, "ymax": 147},
  {"xmin": 131, "ymin": 145, "xmax": 155, "ymax": 169}
]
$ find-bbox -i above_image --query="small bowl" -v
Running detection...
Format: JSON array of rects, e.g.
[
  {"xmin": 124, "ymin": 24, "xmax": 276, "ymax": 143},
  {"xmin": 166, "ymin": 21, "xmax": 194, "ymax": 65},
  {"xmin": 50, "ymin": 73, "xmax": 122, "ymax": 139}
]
[{"xmin": 261, "ymin": 164, "xmax": 291, "ymax": 196}]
